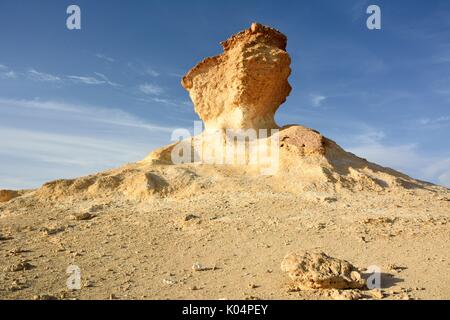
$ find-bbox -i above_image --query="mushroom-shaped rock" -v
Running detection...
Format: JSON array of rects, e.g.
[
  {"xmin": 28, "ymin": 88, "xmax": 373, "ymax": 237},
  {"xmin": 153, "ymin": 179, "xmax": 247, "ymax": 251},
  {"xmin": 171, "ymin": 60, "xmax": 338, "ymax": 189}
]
[
  {"xmin": 281, "ymin": 251, "xmax": 365, "ymax": 290},
  {"xmin": 182, "ymin": 23, "xmax": 292, "ymax": 131}
]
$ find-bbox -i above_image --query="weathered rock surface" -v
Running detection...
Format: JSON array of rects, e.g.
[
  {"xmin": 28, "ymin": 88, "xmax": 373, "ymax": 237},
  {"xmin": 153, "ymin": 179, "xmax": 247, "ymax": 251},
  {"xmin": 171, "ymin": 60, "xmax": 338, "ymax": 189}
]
[
  {"xmin": 281, "ymin": 251, "xmax": 365, "ymax": 290},
  {"xmin": 182, "ymin": 22, "xmax": 291, "ymax": 130},
  {"xmin": 0, "ymin": 190, "xmax": 19, "ymax": 203}
]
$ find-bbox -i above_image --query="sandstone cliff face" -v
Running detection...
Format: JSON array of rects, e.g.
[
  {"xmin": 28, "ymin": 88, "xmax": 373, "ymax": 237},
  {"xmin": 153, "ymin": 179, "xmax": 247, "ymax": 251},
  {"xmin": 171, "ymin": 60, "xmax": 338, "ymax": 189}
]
[{"xmin": 182, "ymin": 23, "xmax": 292, "ymax": 130}]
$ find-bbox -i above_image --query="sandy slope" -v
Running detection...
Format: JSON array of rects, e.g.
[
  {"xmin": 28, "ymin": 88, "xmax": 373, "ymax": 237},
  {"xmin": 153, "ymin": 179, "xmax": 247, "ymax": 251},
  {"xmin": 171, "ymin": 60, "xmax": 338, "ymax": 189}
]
[{"xmin": 0, "ymin": 184, "xmax": 449, "ymax": 300}]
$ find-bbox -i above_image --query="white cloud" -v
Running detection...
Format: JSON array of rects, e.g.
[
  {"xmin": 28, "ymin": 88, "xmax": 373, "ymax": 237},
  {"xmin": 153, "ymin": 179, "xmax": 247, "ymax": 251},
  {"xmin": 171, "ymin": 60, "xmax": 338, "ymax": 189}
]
[
  {"xmin": 0, "ymin": 69, "xmax": 17, "ymax": 79},
  {"xmin": 5, "ymin": 65, "xmax": 121, "ymax": 87},
  {"xmin": 94, "ymin": 72, "xmax": 120, "ymax": 87},
  {"xmin": 420, "ymin": 157, "xmax": 450, "ymax": 186},
  {"xmin": 145, "ymin": 68, "xmax": 160, "ymax": 77},
  {"xmin": 95, "ymin": 53, "xmax": 115, "ymax": 63},
  {"xmin": 151, "ymin": 97, "xmax": 179, "ymax": 106},
  {"xmin": 438, "ymin": 170, "xmax": 450, "ymax": 187},
  {"xmin": 169, "ymin": 72, "xmax": 184, "ymax": 78},
  {"xmin": 139, "ymin": 83, "xmax": 164, "ymax": 96},
  {"xmin": 67, "ymin": 73, "xmax": 120, "ymax": 87},
  {"xmin": 0, "ymin": 126, "xmax": 143, "ymax": 167},
  {"xmin": 26, "ymin": 70, "xmax": 121, "ymax": 87},
  {"xmin": 136, "ymin": 98, "xmax": 193, "ymax": 115},
  {"xmin": 28, "ymin": 69, "xmax": 61, "ymax": 82},
  {"xmin": 353, "ymin": 130, "xmax": 386, "ymax": 144},
  {"xmin": 67, "ymin": 75, "xmax": 105, "ymax": 85},
  {"xmin": 435, "ymin": 88, "xmax": 450, "ymax": 96},
  {"xmin": 0, "ymin": 98, "xmax": 176, "ymax": 189},
  {"xmin": 432, "ymin": 54, "xmax": 450, "ymax": 64},
  {"xmin": 0, "ymin": 64, "xmax": 18, "ymax": 79},
  {"xmin": 2, "ymin": 70, "xmax": 17, "ymax": 79},
  {"xmin": 348, "ymin": 142, "xmax": 420, "ymax": 172},
  {"xmin": 127, "ymin": 62, "xmax": 162, "ymax": 77},
  {"xmin": 0, "ymin": 125, "xmax": 156, "ymax": 190},
  {"xmin": 420, "ymin": 157, "xmax": 450, "ymax": 188},
  {"xmin": 345, "ymin": 129, "xmax": 450, "ymax": 188},
  {"xmin": 419, "ymin": 116, "xmax": 450, "ymax": 126},
  {"xmin": 310, "ymin": 94, "xmax": 327, "ymax": 107},
  {"xmin": 0, "ymin": 98, "xmax": 175, "ymax": 133}
]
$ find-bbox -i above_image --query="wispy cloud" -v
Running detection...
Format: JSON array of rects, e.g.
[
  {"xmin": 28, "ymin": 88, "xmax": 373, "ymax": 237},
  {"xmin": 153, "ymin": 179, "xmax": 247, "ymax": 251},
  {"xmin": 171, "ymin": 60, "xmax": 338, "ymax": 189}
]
[
  {"xmin": 348, "ymin": 142, "xmax": 419, "ymax": 173},
  {"xmin": 2, "ymin": 70, "xmax": 17, "ymax": 79},
  {"xmin": 353, "ymin": 129, "xmax": 386, "ymax": 144},
  {"xmin": 137, "ymin": 97, "xmax": 191, "ymax": 109},
  {"xmin": 419, "ymin": 116, "xmax": 450, "ymax": 126},
  {"xmin": 421, "ymin": 157, "xmax": 450, "ymax": 187},
  {"xmin": 95, "ymin": 53, "xmax": 115, "ymax": 63},
  {"xmin": 438, "ymin": 172, "xmax": 450, "ymax": 187},
  {"xmin": 0, "ymin": 126, "xmax": 144, "ymax": 167},
  {"xmin": 3, "ymin": 64, "xmax": 120, "ymax": 87},
  {"xmin": 344, "ymin": 127, "xmax": 450, "ymax": 188},
  {"xmin": 0, "ymin": 98, "xmax": 176, "ymax": 189},
  {"xmin": 145, "ymin": 67, "xmax": 160, "ymax": 77},
  {"xmin": 27, "ymin": 69, "xmax": 61, "ymax": 82},
  {"xmin": 127, "ymin": 62, "xmax": 163, "ymax": 77},
  {"xmin": 349, "ymin": 141, "xmax": 450, "ymax": 188},
  {"xmin": 0, "ymin": 125, "xmax": 154, "ymax": 190},
  {"xmin": 168, "ymin": 72, "xmax": 184, "ymax": 78},
  {"xmin": 0, "ymin": 64, "xmax": 17, "ymax": 79},
  {"xmin": 310, "ymin": 94, "xmax": 326, "ymax": 107},
  {"xmin": 0, "ymin": 98, "xmax": 175, "ymax": 132},
  {"xmin": 151, "ymin": 97, "xmax": 178, "ymax": 106},
  {"xmin": 94, "ymin": 72, "xmax": 120, "ymax": 87},
  {"xmin": 67, "ymin": 73, "xmax": 120, "ymax": 87},
  {"xmin": 68, "ymin": 75, "xmax": 105, "ymax": 85},
  {"xmin": 139, "ymin": 83, "xmax": 164, "ymax": 96},
  {"xmin": 432, "ymin": 54, "xmax": 450, "ymax": 64}
]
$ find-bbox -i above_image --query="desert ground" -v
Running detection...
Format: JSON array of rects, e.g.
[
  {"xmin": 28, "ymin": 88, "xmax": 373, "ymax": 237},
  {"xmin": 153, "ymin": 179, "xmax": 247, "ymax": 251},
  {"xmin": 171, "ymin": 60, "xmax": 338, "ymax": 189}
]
[{"xmin": 0, "ymin": 161, "xmax": 449, "ymax": 300}]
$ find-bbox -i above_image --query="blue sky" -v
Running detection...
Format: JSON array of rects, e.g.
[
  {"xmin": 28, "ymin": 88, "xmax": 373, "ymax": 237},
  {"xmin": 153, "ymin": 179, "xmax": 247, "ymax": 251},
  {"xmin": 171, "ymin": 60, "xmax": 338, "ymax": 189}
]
[{"xmin": 0, "ymin": 0, "xmax": 449, "ymax": 189}]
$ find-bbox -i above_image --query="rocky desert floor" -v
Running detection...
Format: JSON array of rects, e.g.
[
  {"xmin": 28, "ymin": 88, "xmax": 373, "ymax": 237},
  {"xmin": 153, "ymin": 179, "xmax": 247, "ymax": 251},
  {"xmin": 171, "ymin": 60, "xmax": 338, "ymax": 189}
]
[{"xmin": 1, "ymin": 184, "xmax": 449, "ymax": 300}]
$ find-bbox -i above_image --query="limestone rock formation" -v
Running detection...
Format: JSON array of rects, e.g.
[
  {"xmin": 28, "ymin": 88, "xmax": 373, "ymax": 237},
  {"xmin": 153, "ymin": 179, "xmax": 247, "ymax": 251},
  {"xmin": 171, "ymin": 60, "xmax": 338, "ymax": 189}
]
[
  {"xmin": 182, "ymin": 22, "xmax": 291, "ymax": 130},
  {"xmin": 281, "ymin": 251, "xmax": 366, "ymax": 290}
]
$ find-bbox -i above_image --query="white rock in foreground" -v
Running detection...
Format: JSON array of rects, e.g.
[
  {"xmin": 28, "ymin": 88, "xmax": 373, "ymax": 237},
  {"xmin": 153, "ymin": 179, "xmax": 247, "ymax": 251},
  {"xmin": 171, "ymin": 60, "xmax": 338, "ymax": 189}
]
[{"xmin": 281, "ymin": 251, "xmax": 365, "ymax": 290}]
